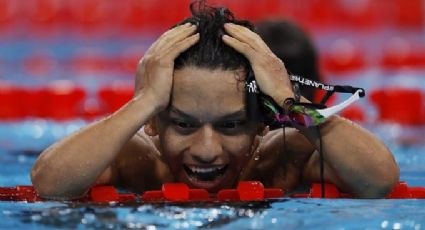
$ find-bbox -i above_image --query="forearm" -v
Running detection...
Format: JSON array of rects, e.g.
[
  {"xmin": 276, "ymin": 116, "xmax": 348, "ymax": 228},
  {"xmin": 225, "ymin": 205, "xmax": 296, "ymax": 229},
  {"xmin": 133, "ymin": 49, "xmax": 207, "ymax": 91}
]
[
  {"xmin": 31, "ymin": 93, "xmax": 157, "ymax": 199},
  {"xmin": 305, "ymin": 116, "xmax": 399, "ymax": 198}
]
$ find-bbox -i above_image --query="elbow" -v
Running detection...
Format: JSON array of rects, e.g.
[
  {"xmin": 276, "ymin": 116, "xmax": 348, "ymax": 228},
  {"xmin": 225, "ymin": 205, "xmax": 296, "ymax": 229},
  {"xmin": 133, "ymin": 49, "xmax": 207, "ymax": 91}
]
[
  {"xmin": 30, "ymin": 166, "xmax": 60, "ymax": 199},
  {"xmin": 373, "ymin": 152, "xmax": 401, "ymax": 198},
  {"xmin": 30, "ymin": 150, "xmax": 65, "ymax": 199},
  {"xmin": 31, "ymin": 162, "xmax": 47, "ymax": 197},
  {"xmin": 357, "ymin": 162, "xmax": 400, "ymax": 199},
  {"xmin": 31, "ymin": 146, "xmax": 90, "ymax": 200},
  {"xmin": 31, "ymin": 165, "xmax": 85, "ymax": 201},
  {"xmin": 357, "ymin": 179, "xmax": 399, "ymax": 199}
]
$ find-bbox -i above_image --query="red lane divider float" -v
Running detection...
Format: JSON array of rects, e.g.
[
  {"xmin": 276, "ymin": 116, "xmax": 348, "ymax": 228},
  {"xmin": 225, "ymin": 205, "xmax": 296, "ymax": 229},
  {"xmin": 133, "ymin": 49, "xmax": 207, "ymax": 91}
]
[
  {"xmin": 0, "ymin": 82, "xmax": 135, "ymax": 120},
  {"xmin": 0, "ymin": 84, "xmax": 27, "ymax": 119},
  {"xmin": 42, "ymin": 81, "xmax": 86, "ymax": 120},
  {"xmin": 381, "ymin": 38, "xmax": 425, "ymax": 70},
  {"xmin": 321, "ymin": 39, "xmax": 365, "ymax": 75},
  {"xmin": 2, "ymin": 0, "xmax": 424, "ymax": 34},
  {"xmin": 216, "ymin": 181, "xmax": 283, "ymax": 201},
  {"xmin": 0, "ymin": 81, "xmax": 86, "ymax": 120},
  {"xmin": 98, "ymin": 84, "xmax": 133, "ymax": 115},
  {"xmin": 0, "ymin": 181, "xmax": 424, "ymax": 203},
  {"xmin": 370, "ymin": 88, "xmax": 424, "ymax": 125}
]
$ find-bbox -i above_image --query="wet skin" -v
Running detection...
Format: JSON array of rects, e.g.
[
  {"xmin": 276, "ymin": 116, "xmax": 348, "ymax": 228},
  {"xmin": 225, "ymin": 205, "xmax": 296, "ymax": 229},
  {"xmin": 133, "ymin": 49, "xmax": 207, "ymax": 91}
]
[
  {"xmin": 155, "ymin": 67, "xmax": 259, "ymax": 192},
  {"xmin": 110, "ymin": 66, "xmax": 318, "ymax": 194}
]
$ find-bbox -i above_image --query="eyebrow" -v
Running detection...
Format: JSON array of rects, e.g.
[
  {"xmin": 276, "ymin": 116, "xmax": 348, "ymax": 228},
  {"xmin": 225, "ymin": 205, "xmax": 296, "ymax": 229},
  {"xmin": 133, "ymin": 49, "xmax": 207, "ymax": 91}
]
[{"xmin": 169, "ymin": 106, "xmax": 247, "ymax": 122}]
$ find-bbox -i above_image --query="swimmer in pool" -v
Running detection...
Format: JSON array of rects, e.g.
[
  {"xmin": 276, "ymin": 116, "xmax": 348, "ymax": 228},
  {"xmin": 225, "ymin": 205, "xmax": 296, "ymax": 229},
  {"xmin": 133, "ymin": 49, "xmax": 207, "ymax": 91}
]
[{"xmin": 31, "ymin": 1, "xmax": 399, "ymax": 199}]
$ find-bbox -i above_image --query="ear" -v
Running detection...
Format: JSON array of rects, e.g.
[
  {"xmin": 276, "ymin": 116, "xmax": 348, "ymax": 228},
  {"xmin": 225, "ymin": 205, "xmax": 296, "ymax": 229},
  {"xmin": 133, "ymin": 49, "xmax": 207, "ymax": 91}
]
[
  {"xmin": 144, "ymin": 118, "xmax": 159, "ymax": 136},
  {"xmin": 257, "ymin": 123, "xmax": 269, "ymax": 137}
]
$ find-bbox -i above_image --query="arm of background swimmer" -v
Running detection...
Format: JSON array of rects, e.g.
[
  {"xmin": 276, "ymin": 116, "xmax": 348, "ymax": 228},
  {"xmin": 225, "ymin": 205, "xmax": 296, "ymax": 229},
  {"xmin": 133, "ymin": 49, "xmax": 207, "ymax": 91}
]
[
  {"xmin": 30, "ymin": 93, "xmax": 158, "ymax": 200},
  {"xmin": 299, "ymin": 115, "xmax": 400, "ymax": 198}
]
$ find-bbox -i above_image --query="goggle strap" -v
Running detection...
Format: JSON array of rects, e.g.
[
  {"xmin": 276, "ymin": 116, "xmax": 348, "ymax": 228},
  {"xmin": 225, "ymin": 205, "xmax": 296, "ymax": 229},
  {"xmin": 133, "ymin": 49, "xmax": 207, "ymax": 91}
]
[
  {"xmin": 333, "ymin": 85, "xmax": 365, "ymax": 97},
  {"xmin": 289, "ymin": 75, "xmax": 365, "ymax": 97},
  {"xmin": 292, "ymin": 83, "xmax": 301, "ymax": 103},
  {"xmin": 316, "ymin": 89, "xmax": 362, "ymax": 118},
  {"xmin": 319, "ymin": 90, "xmax": 335, "ymax": 105},
  {"xmin": 289, "ymin": 75, "xmax": 335, "ymax": 92}
]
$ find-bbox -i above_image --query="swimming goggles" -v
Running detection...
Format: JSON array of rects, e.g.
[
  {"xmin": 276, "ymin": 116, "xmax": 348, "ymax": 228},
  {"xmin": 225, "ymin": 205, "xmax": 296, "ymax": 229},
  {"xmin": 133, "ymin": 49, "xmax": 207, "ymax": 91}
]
[{"xmin": 247, "ymin": 74, "xmax": 365, "ymax": 128}]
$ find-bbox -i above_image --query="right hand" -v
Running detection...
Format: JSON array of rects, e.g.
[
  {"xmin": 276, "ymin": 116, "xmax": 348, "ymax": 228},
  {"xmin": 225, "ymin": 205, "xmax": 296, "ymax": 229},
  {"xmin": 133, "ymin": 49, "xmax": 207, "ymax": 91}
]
[{"xmin": 134, "ymin": 23, "xmax": 199, "ymax": 111}]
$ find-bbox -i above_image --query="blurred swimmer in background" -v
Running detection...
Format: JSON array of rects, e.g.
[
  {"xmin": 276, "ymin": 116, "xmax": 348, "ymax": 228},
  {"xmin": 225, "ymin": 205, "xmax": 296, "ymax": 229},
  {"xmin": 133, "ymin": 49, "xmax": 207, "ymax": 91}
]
[{"xmin": 257, "ymin": 19, "xmax": 320, "ymax": 102}]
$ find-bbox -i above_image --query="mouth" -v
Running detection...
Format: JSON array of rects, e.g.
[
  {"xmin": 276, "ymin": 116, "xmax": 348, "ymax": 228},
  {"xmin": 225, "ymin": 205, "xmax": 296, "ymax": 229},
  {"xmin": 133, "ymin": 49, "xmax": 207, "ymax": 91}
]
[{"xmin": 183, "ymin": 164, "xmax": 228, "ymax": 189}]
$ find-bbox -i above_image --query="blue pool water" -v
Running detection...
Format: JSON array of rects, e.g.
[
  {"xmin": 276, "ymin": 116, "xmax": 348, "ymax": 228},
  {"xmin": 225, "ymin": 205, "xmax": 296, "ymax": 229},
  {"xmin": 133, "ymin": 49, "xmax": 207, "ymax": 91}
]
[{"xmin": 0, "ymin": 123, "xmax": 424, "ymax": 229}]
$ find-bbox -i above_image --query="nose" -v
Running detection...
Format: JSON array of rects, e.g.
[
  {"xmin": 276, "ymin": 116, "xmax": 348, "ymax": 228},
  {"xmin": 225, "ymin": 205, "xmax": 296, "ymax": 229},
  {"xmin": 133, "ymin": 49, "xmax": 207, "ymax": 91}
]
[{"xmin": 189, "ymin": 124, "xmax": 223, "ymax": 164}]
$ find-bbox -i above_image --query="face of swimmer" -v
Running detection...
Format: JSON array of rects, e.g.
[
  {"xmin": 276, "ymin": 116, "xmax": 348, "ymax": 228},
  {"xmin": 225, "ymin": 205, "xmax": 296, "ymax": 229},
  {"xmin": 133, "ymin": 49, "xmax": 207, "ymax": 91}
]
[{"xmin": 148, "ymin": 66, "xmax": 265, "ymax": 192}]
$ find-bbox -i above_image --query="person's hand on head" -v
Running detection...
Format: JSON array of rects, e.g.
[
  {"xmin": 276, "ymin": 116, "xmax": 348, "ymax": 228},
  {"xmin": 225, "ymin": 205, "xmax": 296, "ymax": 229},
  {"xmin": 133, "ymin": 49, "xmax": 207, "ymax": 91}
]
[
  {"xmin": 134, "ymin": 23, "xmax": 200, "ymax": 111},
  {"xmin": 222, "ymin": 23, "xmax": 293, "ymax": 105}
]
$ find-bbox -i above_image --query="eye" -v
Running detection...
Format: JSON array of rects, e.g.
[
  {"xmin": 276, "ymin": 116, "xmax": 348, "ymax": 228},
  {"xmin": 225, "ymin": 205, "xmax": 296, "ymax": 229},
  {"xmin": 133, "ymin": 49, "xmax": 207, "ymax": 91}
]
[
  {"xmin": 217, "ymin": 120, "xmax": 248, "ymax": 135},
  {"xmin": 171, "ymin": 120, "xmax": 197, "ymax": 135},
  {"xmin": 173, "ymin": 120, "xmax": 194, "ymax": 129},
  {"xmin": 220, "ymin": 121, "xmax": 245, "ymax": 129}
]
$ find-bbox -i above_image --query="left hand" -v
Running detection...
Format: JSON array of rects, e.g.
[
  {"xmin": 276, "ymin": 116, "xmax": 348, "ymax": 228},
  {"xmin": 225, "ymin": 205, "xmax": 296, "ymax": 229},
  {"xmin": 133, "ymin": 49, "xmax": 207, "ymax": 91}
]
[{"xmin": 222, "ymin": 23, "xmax": 293, "ymax": 105}]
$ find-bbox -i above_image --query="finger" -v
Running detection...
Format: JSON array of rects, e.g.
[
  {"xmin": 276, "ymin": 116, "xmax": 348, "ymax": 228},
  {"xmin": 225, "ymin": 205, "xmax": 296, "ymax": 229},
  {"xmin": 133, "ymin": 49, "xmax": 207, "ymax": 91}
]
[
  {"xmin": 224, "ymin": 23, "xmax": 271, "ymax": 52},
  {"xmin": 158, "ymin": 22, "xmax": 192, "ymax": 41},
  {"xmin": 165, "ymin": 33, "xmax": 200, "ymax": 60},
  {"xmin": 149, "ymin": 23, "xmax": 193, "ymax": 51},
  {"xmin": 222, "ymin": 34, "xmax": 255, "ymax": 61},
  {"xmin": 155, "ymin": 24, "xmax": 197, "ymax": 52}
]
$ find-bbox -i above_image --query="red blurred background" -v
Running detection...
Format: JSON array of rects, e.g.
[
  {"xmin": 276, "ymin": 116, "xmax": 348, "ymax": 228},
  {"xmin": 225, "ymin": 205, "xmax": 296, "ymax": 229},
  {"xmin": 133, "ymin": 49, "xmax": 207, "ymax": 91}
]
[{"xmin": 0, "ymin": 0, "xmax": 424, "ymax": 126}]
